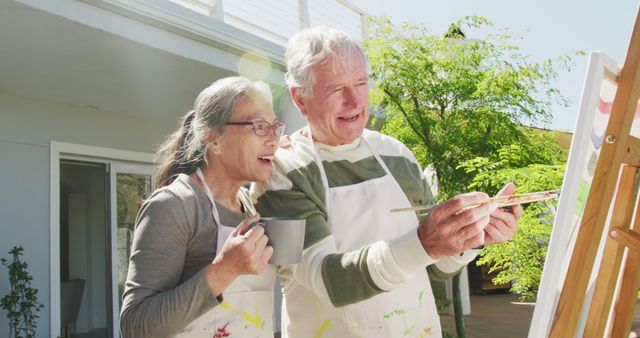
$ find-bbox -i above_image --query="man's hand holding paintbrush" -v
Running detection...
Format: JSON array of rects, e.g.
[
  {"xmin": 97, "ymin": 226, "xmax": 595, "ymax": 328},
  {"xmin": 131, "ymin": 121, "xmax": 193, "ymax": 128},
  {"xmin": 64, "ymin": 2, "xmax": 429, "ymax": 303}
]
[
  {"xmin": 415, "ymin": 183, "xmax": 524, "ymax": 259},
  {"xmin": 483, "ymin": 183, "xmax": 525, "ymax": 245}
]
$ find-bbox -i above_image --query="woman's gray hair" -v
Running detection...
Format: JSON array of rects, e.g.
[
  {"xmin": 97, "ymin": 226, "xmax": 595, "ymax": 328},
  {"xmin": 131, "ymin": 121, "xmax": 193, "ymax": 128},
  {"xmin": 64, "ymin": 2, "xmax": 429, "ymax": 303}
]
[
  {"xmin": 284, "ymin": 26, "xmax": 367, "ymax": 98},
  {"xmin": 154, "ymin": 76, "xmax": 272, "ymax": 188}
]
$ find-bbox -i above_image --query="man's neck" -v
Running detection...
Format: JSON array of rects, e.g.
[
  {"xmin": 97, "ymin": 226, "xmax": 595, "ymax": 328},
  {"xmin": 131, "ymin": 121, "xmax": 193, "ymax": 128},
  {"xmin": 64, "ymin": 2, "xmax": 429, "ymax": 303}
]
[{"xmin": 301, "ymin": 125, "xmax": 362, "ymax": 147}]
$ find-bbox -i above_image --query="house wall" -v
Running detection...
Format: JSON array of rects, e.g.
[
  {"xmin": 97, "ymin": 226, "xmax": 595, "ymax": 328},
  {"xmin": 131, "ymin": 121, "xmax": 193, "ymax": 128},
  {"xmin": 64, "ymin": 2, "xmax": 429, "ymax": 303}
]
[
  {"xmin": 0, "ymin": 134, "xmax": 50, "ymax": 336},
  {"xmin": 0, "ymin": 92, "xmax": 174, "ymax": 336},
  {"xmin": 1, "ymin": 94, "xmax": 174, "ymax": 154}
]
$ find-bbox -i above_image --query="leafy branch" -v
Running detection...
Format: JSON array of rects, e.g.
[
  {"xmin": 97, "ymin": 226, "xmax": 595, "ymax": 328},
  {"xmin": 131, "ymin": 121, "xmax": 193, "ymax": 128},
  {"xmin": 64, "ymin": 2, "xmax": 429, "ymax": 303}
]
[{"xmin": 1, "ymin": 246, "xmax": 44, "ymax": 338}]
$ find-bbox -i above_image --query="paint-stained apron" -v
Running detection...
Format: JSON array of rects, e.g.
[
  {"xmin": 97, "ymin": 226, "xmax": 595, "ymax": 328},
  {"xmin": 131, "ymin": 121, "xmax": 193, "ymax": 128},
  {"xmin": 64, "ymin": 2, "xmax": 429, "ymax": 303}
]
[
  {"xmin": 173, "ymin": 169, "xmax": 275, "ymax": 338},
  {"xmin": 282, "ymin": 132, "xmax": 441, "ymax": 338}
]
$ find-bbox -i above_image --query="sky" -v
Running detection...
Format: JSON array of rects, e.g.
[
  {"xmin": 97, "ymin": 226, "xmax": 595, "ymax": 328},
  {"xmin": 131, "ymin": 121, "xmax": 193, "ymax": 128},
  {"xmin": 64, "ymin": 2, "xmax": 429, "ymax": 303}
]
[{"xmin": 349, "ymin": 0, "xmax": 639, "ymax": 132}]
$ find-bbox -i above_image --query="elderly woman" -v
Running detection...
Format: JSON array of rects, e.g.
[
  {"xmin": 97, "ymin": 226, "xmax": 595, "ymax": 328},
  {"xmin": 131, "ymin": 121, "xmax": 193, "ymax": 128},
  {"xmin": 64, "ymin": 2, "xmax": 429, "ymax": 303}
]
[{"xmin": 120, "ymin": 77, "xmax": 285, "ymax": 338}]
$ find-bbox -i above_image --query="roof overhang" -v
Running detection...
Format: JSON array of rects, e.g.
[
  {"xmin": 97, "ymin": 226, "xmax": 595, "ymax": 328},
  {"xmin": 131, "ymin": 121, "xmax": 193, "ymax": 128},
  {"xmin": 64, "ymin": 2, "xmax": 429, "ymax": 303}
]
[{"xmin": 0, "ymin": 0, "xmax": 288, "ymax": 122}]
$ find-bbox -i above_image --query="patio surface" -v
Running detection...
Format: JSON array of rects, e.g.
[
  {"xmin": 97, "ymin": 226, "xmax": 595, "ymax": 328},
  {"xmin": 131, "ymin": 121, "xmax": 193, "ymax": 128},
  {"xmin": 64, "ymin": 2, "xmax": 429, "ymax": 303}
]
[{"xmin": 440, "ymin": 293, "xmax": 640, "ymax": 337}]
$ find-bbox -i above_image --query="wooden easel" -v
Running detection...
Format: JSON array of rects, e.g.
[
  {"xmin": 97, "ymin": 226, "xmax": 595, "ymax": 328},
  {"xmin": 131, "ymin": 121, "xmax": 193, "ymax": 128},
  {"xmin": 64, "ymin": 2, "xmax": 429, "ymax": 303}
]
[{"xmin": 548, "ymin": 7, "xmax": 640, "ymax": 338}]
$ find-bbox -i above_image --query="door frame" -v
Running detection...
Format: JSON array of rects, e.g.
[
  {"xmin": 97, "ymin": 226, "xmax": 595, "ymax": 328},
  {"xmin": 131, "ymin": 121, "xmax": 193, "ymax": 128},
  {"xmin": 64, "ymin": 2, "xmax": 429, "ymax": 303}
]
[
  {"xmin": 108, "ymin": 162, "xmax": 154, "ymax": 336},
  {"xmin": 50, "ymin": 141, "xmax": 153, "ymax": 338}
]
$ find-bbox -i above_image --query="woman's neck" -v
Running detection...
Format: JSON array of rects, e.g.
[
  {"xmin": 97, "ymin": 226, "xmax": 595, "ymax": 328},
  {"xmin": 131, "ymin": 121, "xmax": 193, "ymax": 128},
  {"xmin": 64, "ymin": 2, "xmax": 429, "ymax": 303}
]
[{"xmin": 197, "ymin": 164, "xmax": 244, "ymax": 212}]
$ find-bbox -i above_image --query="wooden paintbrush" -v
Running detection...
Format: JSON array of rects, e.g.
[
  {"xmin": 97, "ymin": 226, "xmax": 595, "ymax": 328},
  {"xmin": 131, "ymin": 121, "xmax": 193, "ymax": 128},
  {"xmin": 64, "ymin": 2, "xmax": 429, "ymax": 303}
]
[{"xmin": 390, "ymin": 189, "xmax": 560, "ymax": 213}]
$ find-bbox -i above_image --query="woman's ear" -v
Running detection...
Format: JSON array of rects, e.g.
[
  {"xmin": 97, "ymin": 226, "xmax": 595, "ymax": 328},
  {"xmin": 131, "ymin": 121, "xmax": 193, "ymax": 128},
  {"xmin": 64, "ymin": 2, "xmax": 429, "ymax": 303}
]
[
  {"xmin": 205, "ymin": 132, "xmax": 222, "ymax": 154},
  {"xmin": 211, "ymin": 142, "xmax": 221, "ymax": 155},
  {"xmin": 205, "ymin": 129, "xmax": 220, "ymax": 143}
]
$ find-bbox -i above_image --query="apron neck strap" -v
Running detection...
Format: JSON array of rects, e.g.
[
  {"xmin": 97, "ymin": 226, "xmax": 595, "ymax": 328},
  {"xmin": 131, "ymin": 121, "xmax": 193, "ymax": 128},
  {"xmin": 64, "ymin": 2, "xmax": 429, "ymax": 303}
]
[
  {"xmin": 306, "ymin": 128, "xmax": 393, "ymax": 210},
  {"xmin": 306, "ymin": 127, "xmax": 331, "ymax": 194},
  {"xmin": 361, "ymin": 136, "xmax": 392, "ymax": 176},
  {"xmin": 196, "ymin": 167, "xmax": 222, "ymax": 226}
]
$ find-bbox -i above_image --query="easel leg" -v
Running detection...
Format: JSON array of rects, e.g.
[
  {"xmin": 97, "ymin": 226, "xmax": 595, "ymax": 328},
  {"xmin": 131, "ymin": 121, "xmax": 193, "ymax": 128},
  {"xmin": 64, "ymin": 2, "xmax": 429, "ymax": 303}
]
[
  {"xmin": 611, "ymin": 225, "xmax": 640, "ymax": 336},
  {"xmin": 611, "ymin": 249, "xmax": 640, "ymax": 337},
  {"xmin": 583, "ymin": 165, "xmax": 639, "ymax": 337}
]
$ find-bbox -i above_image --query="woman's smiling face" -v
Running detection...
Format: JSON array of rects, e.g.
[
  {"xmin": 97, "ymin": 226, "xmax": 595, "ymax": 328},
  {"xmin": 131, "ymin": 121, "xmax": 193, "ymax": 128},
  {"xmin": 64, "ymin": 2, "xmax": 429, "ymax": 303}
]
[{"xmin": 211, "ymin": 94, "xmax": 280, "ymax": 184}]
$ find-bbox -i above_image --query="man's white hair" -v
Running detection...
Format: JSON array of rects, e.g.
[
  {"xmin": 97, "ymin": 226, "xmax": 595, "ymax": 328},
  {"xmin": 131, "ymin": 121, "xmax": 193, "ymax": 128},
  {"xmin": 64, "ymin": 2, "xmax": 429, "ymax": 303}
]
[{"xmin": 284, "ymin": 26, "xmax": 367, "ymax": 98}]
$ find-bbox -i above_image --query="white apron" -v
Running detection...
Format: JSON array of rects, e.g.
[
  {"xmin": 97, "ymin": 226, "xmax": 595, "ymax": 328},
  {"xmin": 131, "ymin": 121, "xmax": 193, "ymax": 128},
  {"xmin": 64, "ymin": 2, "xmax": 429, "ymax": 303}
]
[
  {"xmin": 283, "ymin": 131, "xmax": 441, "ymax": 337},
  {"xmin": 173, "ymin": 168, "xmax": 276, "ymax": 338}
]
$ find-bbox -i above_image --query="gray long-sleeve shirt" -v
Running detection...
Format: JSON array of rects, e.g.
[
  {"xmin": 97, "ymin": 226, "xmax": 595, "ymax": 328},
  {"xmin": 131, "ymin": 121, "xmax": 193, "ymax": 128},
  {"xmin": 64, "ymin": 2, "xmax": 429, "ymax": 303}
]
[{"xmin": 120, "ymin": 173, "xmax": 247, "ymax": 338}]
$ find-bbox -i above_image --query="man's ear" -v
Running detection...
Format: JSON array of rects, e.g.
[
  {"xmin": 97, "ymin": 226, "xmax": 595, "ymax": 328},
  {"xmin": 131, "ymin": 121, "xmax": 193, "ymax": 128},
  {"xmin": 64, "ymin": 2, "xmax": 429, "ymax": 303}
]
[{"xmin": 290, "ymin": 87, "xmax": 307, "ymax": 117}]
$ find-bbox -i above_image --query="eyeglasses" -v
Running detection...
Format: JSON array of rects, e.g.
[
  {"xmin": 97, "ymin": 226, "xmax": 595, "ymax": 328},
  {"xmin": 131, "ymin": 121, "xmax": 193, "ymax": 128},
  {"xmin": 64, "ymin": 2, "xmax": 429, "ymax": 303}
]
[{"xmin": 226, "ymin": 120, "xmax": 286, "ymax": 137}]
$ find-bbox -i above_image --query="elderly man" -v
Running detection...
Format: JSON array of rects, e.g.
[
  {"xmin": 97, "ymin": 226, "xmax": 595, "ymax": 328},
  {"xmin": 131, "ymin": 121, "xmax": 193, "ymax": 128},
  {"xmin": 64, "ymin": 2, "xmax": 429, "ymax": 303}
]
[{"xmin": 253, "ymin": 26, "xmax": 522, "ymax": 337}]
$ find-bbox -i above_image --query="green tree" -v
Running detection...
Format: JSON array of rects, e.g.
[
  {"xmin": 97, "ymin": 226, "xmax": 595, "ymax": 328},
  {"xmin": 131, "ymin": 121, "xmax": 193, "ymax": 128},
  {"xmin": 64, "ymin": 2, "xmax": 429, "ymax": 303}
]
[
  {"xmin": 365, "ymin": 16, "xmax": 571, "ymax": 198},
  {"xmin": 457, "ymin": 129, "xmax": 566, "ymax": 300},
  {"xmin": 460, "ymin": 150, "xmax": 565, "ymax": 300}
]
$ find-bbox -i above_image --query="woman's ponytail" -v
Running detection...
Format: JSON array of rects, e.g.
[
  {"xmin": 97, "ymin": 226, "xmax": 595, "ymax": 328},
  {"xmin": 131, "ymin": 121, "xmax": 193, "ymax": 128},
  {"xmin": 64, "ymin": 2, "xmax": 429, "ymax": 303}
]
[{"xmin": 154, "ymin": 110, "xmax": 203, "ymax": 188}]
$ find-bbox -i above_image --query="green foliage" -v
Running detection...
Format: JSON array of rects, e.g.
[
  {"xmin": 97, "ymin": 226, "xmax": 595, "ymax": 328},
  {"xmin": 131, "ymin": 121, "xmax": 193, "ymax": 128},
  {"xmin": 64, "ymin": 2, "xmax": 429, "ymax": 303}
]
[
  {"xmin": 1, "ymin": 246, "xmax": 44, "ymax": 338},
  {"xmin": 117, "ymin": 174, "xmax": 150, "ymax": 232},
  {"xmin": 459, "ymin": 130, "xmax": 566, "ymax": 195},
  {"xmin": 365, "ymin": 15, "xmax": 571, "ymax": 199},
  {"xmin": 463, "ymin": 156, "xmax": 566, "ymax": 300},
  {"xmin": 478, "ymin": 203, "xmax": 556, "ymax": 301}
]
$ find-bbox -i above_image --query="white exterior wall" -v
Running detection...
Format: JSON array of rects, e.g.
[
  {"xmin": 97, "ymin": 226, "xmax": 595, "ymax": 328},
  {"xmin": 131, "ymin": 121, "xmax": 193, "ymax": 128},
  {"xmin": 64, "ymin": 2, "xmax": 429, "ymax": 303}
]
[
  {"xmin": 1, "ymin": 94, "xmax": 173, "ymax": 154},
  {"xmin": 0, "ymin": 92, "xmax": 173, "ymax": 336},
  {"xmin": 0, "ymin": 136, "xmax": 51, "ymax": 336}
]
